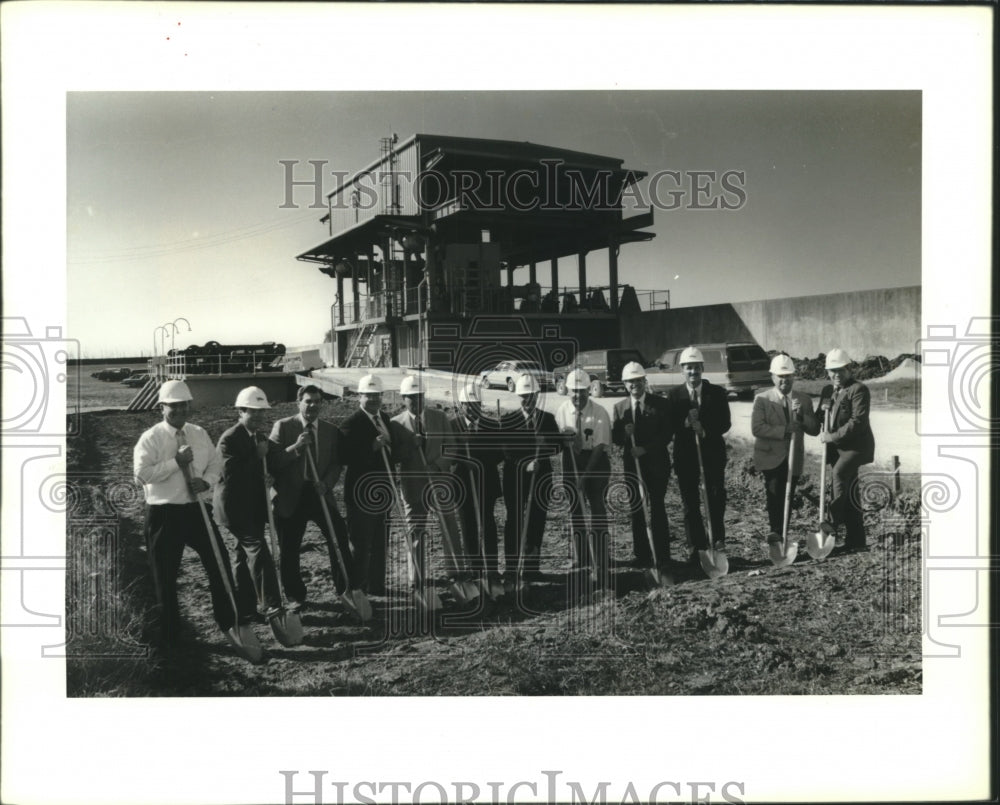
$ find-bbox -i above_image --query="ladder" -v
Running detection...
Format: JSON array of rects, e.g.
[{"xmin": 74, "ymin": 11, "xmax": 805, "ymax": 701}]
[
  {"xmin": 462, "ymin": 260, "xmax": 482, "ymax": 313},
  {"xmin": 126, "ymin": 378, "xmax": 161, "ymax": 412},
  {"xmin": 345, "ymin": 322, "xmax": 378, "ymax": 368}
]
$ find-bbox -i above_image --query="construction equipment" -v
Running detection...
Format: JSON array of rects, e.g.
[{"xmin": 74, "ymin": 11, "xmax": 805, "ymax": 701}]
[
  {"xmin": 380, "ymin": 445, "xmax": 442, "ymax": 614},
  {"xmin": 693, "ymin": 430, "xmax": 729, "ymax": 579},
  {"xmin": 770, "ymin": 430, "xmax": 800, "ymax": 568},
  {"xmin": 304, "ymin": 450, "xmax": 373, "ymax": 623},
  {"xmin": 177, "ymin": 454, "xmax": 264, "ymax": 664},
  {"xmin": 630, "ymin": 434, "xmax": 673, "ymax": 588},
  {"xmin": 261, "ymin": 447, "xmax": 304, "ymax": 646}
]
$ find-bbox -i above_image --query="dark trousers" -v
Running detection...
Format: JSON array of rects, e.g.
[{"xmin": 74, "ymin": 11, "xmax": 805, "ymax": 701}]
[
  {"xmin": 145, "ymin": 502, "xmax": 236, "ymax": 645},
  {"xmin": 274, "ymin": 486, "xmax": 353, "ymax": 605},
  {"xmin": 456, "ymin": 465, "xmax": 500, "ymax": 577},
  {"xmin": 676, "ymin": 463, "xmax": 727, "ymax": 551},
  {"xmin": 762, "ymin": 459, "xmax": 798, "ymax": 535},
  {"xmin": 230, "ymin": 524, "xmax": 282, "ymax": 620},
  {"xmin": 627, "ymin": 460, "xmax": 671, "ymax": 565},
  {"xmin": 565, "ymin": 450, "xmax": 611, "ymax": 574},
  {"xmin": 502, "ymin": 458, "xmax": 553, "ymax": 577},
  {"xmin": 830, "ymin": 450, "xmax": 868, "ymax": 548},
  {"xmin": 347, "ymin": 504, "xmax": 389, "ymax": 595}
]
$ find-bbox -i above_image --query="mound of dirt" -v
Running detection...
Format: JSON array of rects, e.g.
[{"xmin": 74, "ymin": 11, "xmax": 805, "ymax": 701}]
[{"xmin": 769, "ymin": 352, "xmax": 922, "ymax": 381}]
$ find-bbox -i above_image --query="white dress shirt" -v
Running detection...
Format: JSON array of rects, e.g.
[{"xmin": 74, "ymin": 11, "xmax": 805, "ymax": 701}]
[
  {"xmin": 134, "ymin": 421, "xmax": 222, "ymax": 505},
  {"xmin": 555, "ymin": 399, "xmax": 611, "ymax": 448}
]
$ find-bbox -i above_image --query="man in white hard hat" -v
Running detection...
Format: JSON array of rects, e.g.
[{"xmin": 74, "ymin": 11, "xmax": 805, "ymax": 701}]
[
  {"xmin": 267, "ymin": 384, "xmax": 353, "ymax": 612},
  {"xmin": 819, "ymin": 349, "xmax": 875, "ymax": 553},
  {"xmin": 665, "ymin": 347, "xmax": 732, "ymax": 564},
  {"xmin": 501, "ymin": 372, "xmax": 560, "ymax": 583},
  {"xmin": 340, "ymin": 373, "xmax": 394, "ymax": 595},
  {"xmin": 449, "ymin": 383, "xmax": 503, "ymax": 587},
  {"xmin": 612, "ymin": 361, "xmax": 674, "ymax": 568},
  {"xmin": 389, "ymin": 375, "xmax": 466, "ymax": 595},
  {"xmin": 133, "ymin": 379, "xmax": 238, "ymax": 651},
  {"xmin": 555, "ymin": 368, "xmax": 612, "ymax": 582},
  {"xmin": 213, "ymin": 387, "xmax": 291, "ymax": 641},
  {"xmin": 751, "ymin": 355, "xmax": 821, "ymax": 544}
]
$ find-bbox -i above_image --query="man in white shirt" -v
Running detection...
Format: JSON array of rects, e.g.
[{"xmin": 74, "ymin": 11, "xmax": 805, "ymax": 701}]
[
  {"xmin": 555, "ymin": 369, "xmax": 612, "ymax": 582},
  {"xmin": 133, "ymin": 379, "xmax": 239, "ymax": 652}
]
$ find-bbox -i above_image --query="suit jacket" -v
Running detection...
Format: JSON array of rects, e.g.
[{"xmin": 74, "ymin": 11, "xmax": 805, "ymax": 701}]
[
  {"xmin": 666, "ymin": 381, "xmax": 731, "ymax": 474},
  {"xmin": 500, "ymin": 407, "xmax": 560, "ymax": 468},
  {"xmin": 267, "ymin": 414, "xmax": 342, "ymax": 518},
  {"xmin": 447, "ymin": 412, "xmax": 503, "ymax": 500},
  {"xmin": 340, "ymin": 406, "xmax": 394, "ymax": 509},
  {"xmin": 213, "ymin": 423, "xmax": 268, "ymax": 532},
  {"xmin": 611, "ymin": 393, "xmax": 673, "ymax": 479},
  {"xmin": 822, "ymin": 380, "xmax": 875, "ymax": 465},
  {"xmin": 390, "ymin": 407, "xmax": 456, "ymax": 501},
  {"xmin": 751, "ymin": 387, "xmax": 821, "ymax": 474}
]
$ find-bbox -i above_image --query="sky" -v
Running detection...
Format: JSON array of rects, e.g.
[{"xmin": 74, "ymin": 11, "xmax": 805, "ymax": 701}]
[{"xmin": 67, "ymin": 90, "xmax": 920, "ymax": 357}]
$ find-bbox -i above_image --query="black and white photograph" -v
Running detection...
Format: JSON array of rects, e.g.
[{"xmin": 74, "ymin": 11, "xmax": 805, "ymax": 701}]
[{"xmin": 1, "ymin": 4, "xmax": 992, "ymax": 805}]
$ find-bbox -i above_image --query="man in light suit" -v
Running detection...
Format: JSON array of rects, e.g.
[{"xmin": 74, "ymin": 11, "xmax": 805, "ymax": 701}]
[
  {"xmin": 751, "ymin": 355, "xmax": 821, "ymax": 543},
  {"xmin": 666, "ymin": 346, "xmax": 732, "ymax": 562},
  {"xmin": 389, "ymin": 374, "xmax": 465, "ymax": 592},
  {"xmin": 267, "ymin": 384, "xmax": 352, "ymax": 612},
  {"xmin": 611, "ymin": 361, "xmax": 674, "ymax": 569}
]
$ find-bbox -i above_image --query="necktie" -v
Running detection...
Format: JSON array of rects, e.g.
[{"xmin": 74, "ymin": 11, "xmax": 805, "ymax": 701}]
[
  {"xmin": 574, "ymin": 409, "xmax": 584, "ymax": 451},
  {"xmin": 691, "ymin": 388, "xmax": 699, "ymax": 408},
  {"xmin": 306, "ymin": 422, "xmax": 317, "ymax": 480},
  {"xmin": 783, "ymin": 395, "xmax": 790, "ymax": 423},
  {"xmin": 635, "ymin": 400, "xmax": 642, "ymax": 420}
]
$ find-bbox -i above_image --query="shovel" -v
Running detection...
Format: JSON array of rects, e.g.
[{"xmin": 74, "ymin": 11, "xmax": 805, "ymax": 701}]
[
  {"xmin": 305, "ymin": 450, "xmax": 373, "ymax": 623},
  {"xmin": 769, "ymin": 430, "xmax": 799, "ymax": 568},
  {"xmin": 415, "ymin": 439, "xmax": 479, "ymax": 606},
  {"xmin": 177, "ymin": 458, "xmax": 264, "ymax": 664},
  {"xmin": 566, "ymin": 443, "xmax": 601, "ymax": 588},
  {"xmin": 508, "ymin": 429, "xmax": 543, "ymax": 598},
  {"xmin": 806, "ymin": 422, "xmax": 836, "ymax": 560},
  {"xmin": 261, "ymin": 448, "xmax": 304, "ymax": 646},
  {"xmin": 462, "ymin": 435, "xmax": 503, "ymax": 601},
  {"xmin": 693, "ymin": 431, "xmax": 729, "ymax": 579},
  {"xmin": 381, "ymin": 445, "xmax": 442, "ymax": 614},
  {"xmin": 629, "ymin": 434, "xmax": 673, "ymax": 589}
]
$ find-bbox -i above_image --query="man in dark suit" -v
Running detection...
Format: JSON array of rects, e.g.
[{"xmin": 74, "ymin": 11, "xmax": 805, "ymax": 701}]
[
  {"xmin": 340, "ymin": 374, "xmax": 394, "ymax": 595},
  {"xmin": 501, "ymin": 373, "xmax": 560, "ymax": 583},
  {"xmin": 611, "ymin": 361, "xmax": 673, "ymax": 569},
  {"xmin": 448, "ymin": 383, "xmax": 504, "ymax": 587},
  {"xmin": 666, "ymin": 346, "xmax": 732, "ymax": 562},
  {"xmin": 267, "ymin": 384, "xmax": 352, "ymax": 611},
  {"xmin": 214, "ymin": 386, "xmax": 283, "ymax": 630},
  {"xmin": 819, "ymin": 348, "xmax": 876, "ymax": 552}
]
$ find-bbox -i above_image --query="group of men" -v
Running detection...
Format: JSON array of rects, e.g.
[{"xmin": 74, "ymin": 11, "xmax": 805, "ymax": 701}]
[{"xmin": 133, "ymin": 345, "xmax": 874, "ymax": 660}]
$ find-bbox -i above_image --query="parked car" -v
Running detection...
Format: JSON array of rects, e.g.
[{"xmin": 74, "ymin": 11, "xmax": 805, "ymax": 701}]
[
  {"xmin": 479, "ymin": 360, "xmax": 555, "ymax": 392},
  {"xmin": 645, "ymin": 341, "xmax": 771, "ymax": 398},
  {"xmin": 553, "ymin": 348, "xmax": 648, "ymax": 397},
  {"xmin": 91, "ymin": 367, "xmax": 132, "ymax": 382},
  {"xmin": 121, "ymin": 373, "xmax": 151, "ymax": 388}
]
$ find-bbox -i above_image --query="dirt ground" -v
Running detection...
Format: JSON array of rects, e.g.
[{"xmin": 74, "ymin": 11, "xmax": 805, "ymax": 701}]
[{"xmin": 65, "ymin": 398, "xmax": 922, "ymax": 697}]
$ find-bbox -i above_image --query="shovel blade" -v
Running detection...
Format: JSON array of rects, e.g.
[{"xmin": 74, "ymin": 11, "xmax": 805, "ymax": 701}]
[
  {"xmin": 699, "ymin": 550, "xmax": 727, "ymax": 580},
  {"xmin": 770, "ymin": 541, "xmax": 798, "ymax": 568},
  {"xmin": 226, "ymin": 625, "xmax": 265, "ymax": 664},
  {"xmin": 269, "ymin": 611, "xmax": 304, "ymax": 647},
  {"xmin": 644, "ymin": 567, "xmax": 674, "ymax": 589},
  {"xmin": 348, "ymin": 590, "xmax": 374, "ymax": 623},
  {"xmin": 807, "ymin": 532, "xmax": 836, "ymax": 560},
  {"xmin": 460, "ymin": 580, "xmax": 481, "ymax": 604}
]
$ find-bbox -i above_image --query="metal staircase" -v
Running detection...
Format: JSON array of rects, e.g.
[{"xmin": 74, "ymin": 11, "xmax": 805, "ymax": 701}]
[{"xmin": 345, "ymin": 322, "xmax": 378, "ymax": 368}]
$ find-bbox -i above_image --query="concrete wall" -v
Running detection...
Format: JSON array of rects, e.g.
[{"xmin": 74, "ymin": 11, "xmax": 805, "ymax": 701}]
[{"xmin": 621, "ymin": 286, "xmax": 920, "ymax": 361}]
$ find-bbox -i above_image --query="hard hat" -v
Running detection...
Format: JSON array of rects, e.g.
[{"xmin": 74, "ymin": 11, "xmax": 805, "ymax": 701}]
[
  {"xmin": 679, "ymin": 346, "xmax": 704, "ymax": 365},
  {"xmin": 515, "ymin": 373, "xmax": 540, "ymax": 395},
  {"xmin": 825, "ymin": 348, "xmax": 852, "ymax": 370},
  {"xmin": 621, "ymin": 361, "xmax": 646, "ymax": 381},
  {"xmin": 234, "ymin": 386, "xmax": 270, "ymax": 409},
  {"xmin": 158, "ymin": 379, "xmax": 193, "ymax": 404},
  {"xmin": 458, "ymin": 383, "xmax": 480, "ymax": 404},
  {"xmin": 565, "ymin": 368, "xmax": 591, "ymax": 391},
  {"xmin": 399, "ymin": 375, "xmax": 424, "ymax": 396},
  {"xmin": 769, "ymin": 354, "xmax": 796, "ymax": 376},
  {"xmin": 357, "ymin": 374, "xmax": 384, "ymax": 394}
]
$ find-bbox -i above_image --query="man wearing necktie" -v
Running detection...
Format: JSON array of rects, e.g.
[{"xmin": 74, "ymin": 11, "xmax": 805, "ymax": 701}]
[
  {"xmin": 340, "ymin": 373, "xmax": 394, "ymax": 595},
  {"xmin": 751, "ymin": 355, "xmax": 821, "ymax": 544},
  {"xmin": 389, "ymin": 375, "xmax": 464, "ymax": 594},
  {"xmin": 818, "ymin": 348, "xmax": 876, "ymax": 553},
  {"xmin": 612, "ymin": 362, "xmax": 673, "ymax": 568},
  {"xmin": 556, "ymin": 368, "xmax": 613, "ymax": 580},
  {"xmin": 133, "ymin": 380, "xmax": 238, "ymax": 653},
  {"xmin": 267, "ymin": 384, "xmax": 352, "ymax": 612},
  {"xmin": 666, "ymin": 347, "xmax": 732, "ymax": 566}
]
